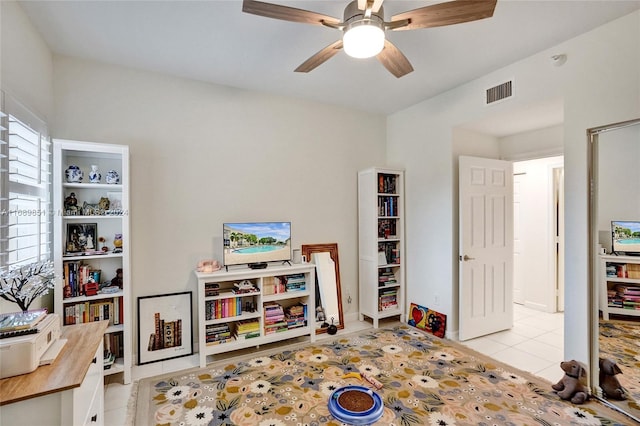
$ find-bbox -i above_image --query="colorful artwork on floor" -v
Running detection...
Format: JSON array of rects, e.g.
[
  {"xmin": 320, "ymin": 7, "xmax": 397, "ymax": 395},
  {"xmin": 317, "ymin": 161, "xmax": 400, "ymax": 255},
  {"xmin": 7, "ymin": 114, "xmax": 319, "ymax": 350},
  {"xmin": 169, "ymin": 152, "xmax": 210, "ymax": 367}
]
[{"xmin": 407, "ymin": 302, "xmax": 447, "ymax": 338}]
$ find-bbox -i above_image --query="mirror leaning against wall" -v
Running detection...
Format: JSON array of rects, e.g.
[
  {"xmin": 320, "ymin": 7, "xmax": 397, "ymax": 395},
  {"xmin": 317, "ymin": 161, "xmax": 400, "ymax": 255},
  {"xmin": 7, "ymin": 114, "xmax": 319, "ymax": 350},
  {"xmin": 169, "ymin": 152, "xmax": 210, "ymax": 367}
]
[
  {"xmin": 301, "ymin": 243, "xmax": 344, "ymax": 334},
  {"xmin": 588, "ymin": 118, "xmax": 640, "ymax": 422}
]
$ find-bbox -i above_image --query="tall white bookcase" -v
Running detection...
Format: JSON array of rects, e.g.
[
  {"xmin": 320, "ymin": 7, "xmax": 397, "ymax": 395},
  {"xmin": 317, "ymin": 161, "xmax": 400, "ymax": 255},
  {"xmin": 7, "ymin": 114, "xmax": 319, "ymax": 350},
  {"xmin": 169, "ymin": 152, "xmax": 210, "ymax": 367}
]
[
  {"xmin": 358, "ymin": 167, "xmax": 405, "ymax": 328},
  {"xmin": 53, "ymin": 139, "xmax": 131, "ymax": 384}
]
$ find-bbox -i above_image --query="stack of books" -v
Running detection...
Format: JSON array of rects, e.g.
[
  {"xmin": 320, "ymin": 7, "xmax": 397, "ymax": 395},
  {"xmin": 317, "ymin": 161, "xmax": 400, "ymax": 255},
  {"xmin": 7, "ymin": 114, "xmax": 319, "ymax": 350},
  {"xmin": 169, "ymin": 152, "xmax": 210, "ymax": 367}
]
[
  {"xmin": 236, "ymin": 318, "xmax": 260, "ymax": 339},
  {"xmin": 204, "ymin": 282, "xmax": 220, "ymax": 297},
  {"xmin": 615, "ymin": 284, "xmax": 640, "ymax": 310},
  {"xmin": 206, "ymin": 323, "xmax": 233, "ymax": 345},
  {"xmin": 264, "ymin": 303, "xmax": 287, "ymax": 334},
  {"xmin": 378, "ymin": 269, "xmax": 397, "ymax": 287},
  {"xmin": 0, "ymin": 308, "xmax": 48, "ymax": 339},
  {"xmin": 285, "ymin": 304, "xmax": 306, "ymax": 329},
  {"xmin": 284, "ymin": 274, "xmax": 306, "ymax": 292},
  {"xmin": 378, "ymin": 289, "xmax": 398, "ymax": 311}
]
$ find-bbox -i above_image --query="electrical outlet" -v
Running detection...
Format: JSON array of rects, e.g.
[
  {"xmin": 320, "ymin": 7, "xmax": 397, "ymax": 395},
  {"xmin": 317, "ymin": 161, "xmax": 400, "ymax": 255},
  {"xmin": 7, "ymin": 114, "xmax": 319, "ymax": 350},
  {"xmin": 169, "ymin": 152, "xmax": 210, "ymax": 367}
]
[{"xmin": 434, "ymin": 294, "xmax": 440, "ymax": 306}]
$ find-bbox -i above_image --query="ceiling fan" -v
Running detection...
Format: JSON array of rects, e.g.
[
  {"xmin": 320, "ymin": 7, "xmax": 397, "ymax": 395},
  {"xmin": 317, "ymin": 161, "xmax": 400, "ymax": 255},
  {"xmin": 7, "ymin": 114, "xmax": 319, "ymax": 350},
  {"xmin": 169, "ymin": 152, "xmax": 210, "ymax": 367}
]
[{"xmin": 242, "ymin": 0, "xmax": 498, "ymax": 78}]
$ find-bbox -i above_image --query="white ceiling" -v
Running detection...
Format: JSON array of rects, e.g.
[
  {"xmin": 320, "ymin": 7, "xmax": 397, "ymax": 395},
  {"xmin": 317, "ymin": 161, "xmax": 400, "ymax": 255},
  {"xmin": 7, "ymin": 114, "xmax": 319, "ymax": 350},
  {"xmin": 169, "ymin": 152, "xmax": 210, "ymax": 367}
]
[{"xmin": 17, "ymin": 0, "xmax": 640, "ymax": 135}]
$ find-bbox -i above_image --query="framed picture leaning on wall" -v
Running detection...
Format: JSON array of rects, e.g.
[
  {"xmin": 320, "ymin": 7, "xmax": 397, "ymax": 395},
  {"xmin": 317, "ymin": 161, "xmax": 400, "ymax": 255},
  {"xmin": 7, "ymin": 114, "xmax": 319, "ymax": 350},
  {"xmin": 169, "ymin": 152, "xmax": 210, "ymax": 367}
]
[{"xmin": 138, "ymin": 291, "xmax": 193, "ymax": 365}]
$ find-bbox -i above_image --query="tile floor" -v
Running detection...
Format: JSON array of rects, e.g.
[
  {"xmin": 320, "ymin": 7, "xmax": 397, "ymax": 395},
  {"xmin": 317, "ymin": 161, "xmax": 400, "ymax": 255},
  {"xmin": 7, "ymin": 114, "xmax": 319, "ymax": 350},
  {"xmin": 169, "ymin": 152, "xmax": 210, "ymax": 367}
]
[
  {"xmin": 104, "ymin": 304, "xmax": 564, "ymax": 425},
  {"xmin": 459, "ymin": 303, "xmax": 564, "ymax": 384}
]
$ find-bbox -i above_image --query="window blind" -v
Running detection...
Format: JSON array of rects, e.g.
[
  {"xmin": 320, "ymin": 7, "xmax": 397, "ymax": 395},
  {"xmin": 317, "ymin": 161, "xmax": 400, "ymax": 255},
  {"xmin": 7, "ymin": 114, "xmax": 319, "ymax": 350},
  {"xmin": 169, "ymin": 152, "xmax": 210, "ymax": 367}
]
[{"xmin": 0, "ymin": 91, "xmax": 51, "ymax": 267}]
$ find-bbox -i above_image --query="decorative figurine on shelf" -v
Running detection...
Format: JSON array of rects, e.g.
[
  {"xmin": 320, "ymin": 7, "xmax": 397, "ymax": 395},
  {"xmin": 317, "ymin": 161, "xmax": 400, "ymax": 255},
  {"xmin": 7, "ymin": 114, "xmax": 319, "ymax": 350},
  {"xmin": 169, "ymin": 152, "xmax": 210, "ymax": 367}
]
[
  {"xmin": 82, "ymin": 197, "xmax": 110, "ymax": 216},
  {"xmin": 65, "ymin": 165, "xmax": 83, "ymax": 183},
  {"xmin": 88, "ymin": 165, "xmax": 101, "ymax": 183},
  {"xmin": 113, "ymin": 233, "xmax": 123, "ymax": 253},
  {"xmin": 98, "ymin": 236, "xmax": 108, "ymax": 252},
  {"xmin": 111, "ymin": 268, "xmax": 123, "ymax": 289},
  {"xmin": 105, "ymin": 169, "xmax": 120, "ymax": 184},
  {"xmin": 64, "ymin": 192, "xmax": 79, "ymax": 215},
  {"xmin": 86, "ymin": 234, "xmax": 94, "ymax": 250}
]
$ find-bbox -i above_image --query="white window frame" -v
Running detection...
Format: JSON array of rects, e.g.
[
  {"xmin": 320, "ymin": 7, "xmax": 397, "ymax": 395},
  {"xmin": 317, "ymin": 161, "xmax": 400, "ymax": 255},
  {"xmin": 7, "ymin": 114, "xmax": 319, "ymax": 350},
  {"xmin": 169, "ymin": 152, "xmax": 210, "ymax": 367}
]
[{"xmin": 0, "ymin": 90, "xmax": 52, "ymax": 267}]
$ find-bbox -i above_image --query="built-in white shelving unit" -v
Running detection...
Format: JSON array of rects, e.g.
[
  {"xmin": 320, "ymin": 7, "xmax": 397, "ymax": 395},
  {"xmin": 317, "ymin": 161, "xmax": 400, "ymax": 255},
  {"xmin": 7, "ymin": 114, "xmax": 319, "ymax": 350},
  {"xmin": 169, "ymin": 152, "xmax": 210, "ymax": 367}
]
[{"xmin": 53, "ymin": 139, "xmax": 131, "ymax": 384}]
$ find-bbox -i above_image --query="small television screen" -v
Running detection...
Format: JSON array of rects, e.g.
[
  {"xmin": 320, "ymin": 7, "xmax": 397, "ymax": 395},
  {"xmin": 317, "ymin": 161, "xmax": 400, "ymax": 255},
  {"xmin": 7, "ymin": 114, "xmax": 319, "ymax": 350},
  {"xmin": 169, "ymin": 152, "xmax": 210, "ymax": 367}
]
[
  {"xmin": 611, "ymin": 221, "xmax": 640, "ymax": 255},
  {"xmin": 223, "ymin": 222, "xmax": 291, "ymax": 266}
]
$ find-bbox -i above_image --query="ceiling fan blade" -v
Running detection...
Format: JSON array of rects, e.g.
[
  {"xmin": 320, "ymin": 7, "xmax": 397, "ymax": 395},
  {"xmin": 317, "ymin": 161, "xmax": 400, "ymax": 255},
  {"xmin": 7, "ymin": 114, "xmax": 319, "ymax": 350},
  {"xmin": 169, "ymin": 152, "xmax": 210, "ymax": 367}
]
[
  {"xmin": 242, "ymin": 0, "xmax": 340, "ymax": 26},
  {"xmin": 376, "ymin": 40, "xmax": 414, "ymax": 78},
  {"xmin": 391, "ymin": 0, "xmax": 497, "ymax": 31},
  {"xmin": 371, "ymin": 0, "xmax": 385, "ymax": 13},
  {"xmin": 295, "ymin": 40, "xmax": 344, "ymax": 73}
]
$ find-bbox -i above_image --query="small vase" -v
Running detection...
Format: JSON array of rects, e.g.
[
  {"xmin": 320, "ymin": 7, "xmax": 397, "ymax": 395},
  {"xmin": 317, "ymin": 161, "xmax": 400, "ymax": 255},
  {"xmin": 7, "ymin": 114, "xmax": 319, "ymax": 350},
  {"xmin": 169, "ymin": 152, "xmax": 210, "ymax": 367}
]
[
  {"xmin": 88, "ymin": 165, "xmax": 101, "ymax": 183},
  {"xmin": 105, "ymin": 170, "xmax": 120, "ymax": 184},
  {"xmin": 65, "ymin": 165, "xmax": 83, "ymax": 183}
]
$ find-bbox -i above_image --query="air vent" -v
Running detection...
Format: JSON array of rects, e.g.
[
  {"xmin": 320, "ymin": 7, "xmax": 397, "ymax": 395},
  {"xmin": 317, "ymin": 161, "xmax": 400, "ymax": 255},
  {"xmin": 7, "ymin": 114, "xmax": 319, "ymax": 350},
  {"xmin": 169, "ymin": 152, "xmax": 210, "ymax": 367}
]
[{"xmin": 485, "ymin": 80, "xmax": 513, "ymax": 105}]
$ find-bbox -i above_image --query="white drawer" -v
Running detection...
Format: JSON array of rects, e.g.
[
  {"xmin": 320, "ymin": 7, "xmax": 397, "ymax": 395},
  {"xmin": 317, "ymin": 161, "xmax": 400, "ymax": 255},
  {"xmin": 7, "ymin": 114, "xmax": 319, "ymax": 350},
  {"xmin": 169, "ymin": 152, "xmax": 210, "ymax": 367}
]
[
  {"xmin": 74, "ymin": 342, "xmax": 104, "ymax": 425},
  {"xmin": 81, "ymin": 382, "xmax": 104, "ymax": 426}
]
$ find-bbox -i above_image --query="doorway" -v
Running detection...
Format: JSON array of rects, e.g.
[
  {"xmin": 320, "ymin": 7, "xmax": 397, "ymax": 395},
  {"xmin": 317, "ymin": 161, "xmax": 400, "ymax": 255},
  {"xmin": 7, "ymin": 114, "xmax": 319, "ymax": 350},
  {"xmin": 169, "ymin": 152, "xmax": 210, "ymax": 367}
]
[{"xmin": 513, "ymin": 156, "xmax": 564, "ymax": 313}]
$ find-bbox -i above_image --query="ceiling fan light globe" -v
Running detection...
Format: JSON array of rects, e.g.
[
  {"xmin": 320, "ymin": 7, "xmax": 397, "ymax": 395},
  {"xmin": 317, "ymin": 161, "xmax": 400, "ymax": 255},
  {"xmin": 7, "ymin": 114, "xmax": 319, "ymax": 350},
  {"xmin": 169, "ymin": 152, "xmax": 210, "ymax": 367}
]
[{"xmin": 343, "ymin": 21, "xmax": 385, "ymax": 59}]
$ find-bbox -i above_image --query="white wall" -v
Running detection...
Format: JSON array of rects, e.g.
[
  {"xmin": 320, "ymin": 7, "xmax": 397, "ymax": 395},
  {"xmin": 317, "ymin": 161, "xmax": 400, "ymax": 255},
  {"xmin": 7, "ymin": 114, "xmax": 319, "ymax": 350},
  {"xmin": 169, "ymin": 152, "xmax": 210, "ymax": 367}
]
[
  {"xmin": 499, "ymin": 125, "xmax": 564, "ymax": 161},
  {"xmin": 388, "ymin": 10, "xmax": 640, "ymax": 364},
  {"xmin": 0, "ymin": 1, "xmax": 53, "ymax": 122},
  {"xmin": 51, "ymin": 56, "xmax": 387, "ymax": 343}
]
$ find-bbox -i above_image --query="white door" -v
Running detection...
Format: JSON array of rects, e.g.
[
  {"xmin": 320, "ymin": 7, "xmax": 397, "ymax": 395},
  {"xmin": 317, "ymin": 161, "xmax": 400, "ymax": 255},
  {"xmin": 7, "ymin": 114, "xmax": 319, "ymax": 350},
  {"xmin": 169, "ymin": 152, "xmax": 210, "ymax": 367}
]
[{"xmin": 459, "ymin": 156, "xmax": 514, "ymax": 341}]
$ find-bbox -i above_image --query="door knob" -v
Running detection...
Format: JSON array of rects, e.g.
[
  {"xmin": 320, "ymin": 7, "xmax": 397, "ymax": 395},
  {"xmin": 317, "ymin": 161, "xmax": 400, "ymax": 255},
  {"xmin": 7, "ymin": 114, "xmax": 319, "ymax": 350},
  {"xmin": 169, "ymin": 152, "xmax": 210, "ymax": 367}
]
[{"xmin": 462, "ymin": 255, "xmax": 475, "ymax": 261}]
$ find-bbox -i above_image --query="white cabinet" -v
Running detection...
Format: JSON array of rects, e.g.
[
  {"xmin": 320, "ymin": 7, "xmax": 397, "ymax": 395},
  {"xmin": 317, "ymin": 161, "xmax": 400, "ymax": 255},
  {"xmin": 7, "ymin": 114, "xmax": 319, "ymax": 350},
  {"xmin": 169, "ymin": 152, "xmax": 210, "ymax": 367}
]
[
  {"xmin": 0, "ymin": 322, "xmax": 107, "ymax": 426},
  {"xmin": 195, "ymin": 264, "xmax": 315, "ymax": 368},
  {"xmin": 358, "ymin": 167, "xmax": 405, "ymax": 328},
  {"xmin": 53, "ymin": 139, "xmax": 131, "ymax": 384},
  {"xmin": 600, "ymin": 254, "xmax": 640, "ymax": 320}
]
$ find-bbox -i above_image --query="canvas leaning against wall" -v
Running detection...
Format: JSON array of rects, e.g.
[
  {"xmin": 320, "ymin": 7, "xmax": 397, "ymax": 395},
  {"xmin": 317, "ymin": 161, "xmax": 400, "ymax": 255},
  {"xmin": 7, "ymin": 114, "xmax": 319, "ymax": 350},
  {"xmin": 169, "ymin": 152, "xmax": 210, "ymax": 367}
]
[
  {"xmin": 138, "ymin": 292, "xmax": 193, "ymax": 365},
  {"xmin": 407, "ymin": 302, "xmax": 447, "ymax": 338}
]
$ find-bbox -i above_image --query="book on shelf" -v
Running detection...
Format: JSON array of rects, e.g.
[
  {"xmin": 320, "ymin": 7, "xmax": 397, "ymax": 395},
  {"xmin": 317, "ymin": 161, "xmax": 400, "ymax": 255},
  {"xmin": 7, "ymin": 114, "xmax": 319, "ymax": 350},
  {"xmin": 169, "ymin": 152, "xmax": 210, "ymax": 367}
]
[
  {"xmin": 205, "ymin": 297, "xmax": 243, "ymax": 320},
  {"xmin": 63, "ymin": 299, "xmax": 122, "ymax": 326},
  {"xmin": 378, "ymin": 196, "xmax": 399, "ymax": 217},
  {"xmin": 378, "ymin": 173, "xmax": 397, "ymax": 194},
  {"xmin": 206, "ymin": 336, "xmax": 235, "ymax": 346},
  {"xmin": 205, "ymin": 282, "xmax": 220, "ymax": 297}
]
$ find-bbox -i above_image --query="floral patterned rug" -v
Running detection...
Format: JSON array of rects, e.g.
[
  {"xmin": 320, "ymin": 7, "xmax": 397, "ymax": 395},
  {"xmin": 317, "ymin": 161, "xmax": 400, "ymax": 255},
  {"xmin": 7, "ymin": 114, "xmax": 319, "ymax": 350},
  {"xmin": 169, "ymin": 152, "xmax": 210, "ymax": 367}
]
[
  {"xmin": 599, "ymin": 319, "xmax": 640, "ymax": 419},
  {"xmin": 133, "ymin": 325, "xmax": 632, "ymax": 426}
]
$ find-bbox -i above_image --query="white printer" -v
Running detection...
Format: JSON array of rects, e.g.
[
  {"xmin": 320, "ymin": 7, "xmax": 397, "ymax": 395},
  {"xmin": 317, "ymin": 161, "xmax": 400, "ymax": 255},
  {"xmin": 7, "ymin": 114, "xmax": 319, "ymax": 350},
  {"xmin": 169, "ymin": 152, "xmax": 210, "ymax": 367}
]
[{"xmin": 0, "ymin": 313, "xmax": 62, "ymax": 378}]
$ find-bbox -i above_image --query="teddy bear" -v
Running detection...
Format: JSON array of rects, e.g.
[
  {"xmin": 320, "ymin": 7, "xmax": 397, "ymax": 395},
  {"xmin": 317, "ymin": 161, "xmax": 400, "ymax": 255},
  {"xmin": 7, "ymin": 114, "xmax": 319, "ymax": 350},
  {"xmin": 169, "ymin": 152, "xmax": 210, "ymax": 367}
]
[
  {"xmin": 552, "ymin": 360, "xmax": 590, "ymax": 404},
  {"xmin": 599, "ymin": 358, "xmax": 627, "ymax": 400}
]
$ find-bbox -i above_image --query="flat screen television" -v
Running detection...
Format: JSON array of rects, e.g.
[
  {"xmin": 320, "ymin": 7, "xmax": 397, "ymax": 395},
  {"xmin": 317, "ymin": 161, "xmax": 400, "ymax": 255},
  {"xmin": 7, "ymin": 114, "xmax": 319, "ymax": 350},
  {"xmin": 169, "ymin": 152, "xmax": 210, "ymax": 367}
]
[
  {"xmin": 611, "ymin": 220, "xmax": 640, "ymax": 255},
  {"xmin": 223, "ymin": 222, "xmax": 292, "ymax": 268}
]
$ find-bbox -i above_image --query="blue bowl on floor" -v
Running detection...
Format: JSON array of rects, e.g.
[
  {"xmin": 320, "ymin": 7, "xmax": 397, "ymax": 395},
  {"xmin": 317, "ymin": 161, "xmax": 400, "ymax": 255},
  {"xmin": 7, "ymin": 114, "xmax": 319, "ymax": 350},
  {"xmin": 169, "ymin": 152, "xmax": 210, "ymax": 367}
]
[{"xmin": 328, "ymin": 385, "xmax": 384, "ymax": 425}]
